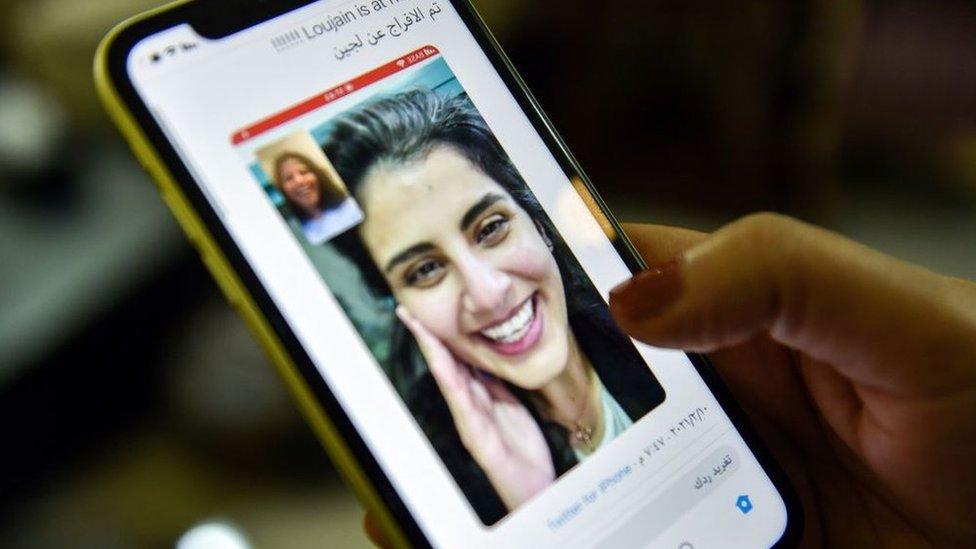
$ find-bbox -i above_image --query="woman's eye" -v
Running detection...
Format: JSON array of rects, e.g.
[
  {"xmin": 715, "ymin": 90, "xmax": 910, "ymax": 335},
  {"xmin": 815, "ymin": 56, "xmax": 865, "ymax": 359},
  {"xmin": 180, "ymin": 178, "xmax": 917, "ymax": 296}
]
[
  {"xmin": 404, "ymin": 259, "xmax": 445, "ymax": 287},
  {"xmin": 475, "ymin": 215, "xmax": 510, "ymax": 246}
]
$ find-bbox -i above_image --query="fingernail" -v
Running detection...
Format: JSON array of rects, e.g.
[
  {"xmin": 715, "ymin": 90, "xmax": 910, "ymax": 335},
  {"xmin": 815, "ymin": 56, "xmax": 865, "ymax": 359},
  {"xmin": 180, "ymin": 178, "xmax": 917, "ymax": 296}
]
[
  {"xmin": 609, "ymin": 259, "xmax": 684, "ymax": 320},
  {"xmin": 394, "ymin": 305, "xmax": 409, "ymax": 323}
]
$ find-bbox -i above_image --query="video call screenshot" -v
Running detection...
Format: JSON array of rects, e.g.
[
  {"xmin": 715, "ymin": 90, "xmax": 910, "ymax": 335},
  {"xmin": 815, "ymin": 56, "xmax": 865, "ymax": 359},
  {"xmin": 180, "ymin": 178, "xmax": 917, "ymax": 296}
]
[{"xmin": 234, "ymin": 49, "xmax": 667, "ymax": 524}]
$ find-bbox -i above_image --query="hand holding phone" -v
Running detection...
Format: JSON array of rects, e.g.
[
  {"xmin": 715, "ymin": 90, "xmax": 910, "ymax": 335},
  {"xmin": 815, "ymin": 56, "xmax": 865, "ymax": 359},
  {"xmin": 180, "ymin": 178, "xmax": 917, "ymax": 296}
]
[{"xmin": 612, "ymin": 218, "xmax": 976, "ymax": 546}]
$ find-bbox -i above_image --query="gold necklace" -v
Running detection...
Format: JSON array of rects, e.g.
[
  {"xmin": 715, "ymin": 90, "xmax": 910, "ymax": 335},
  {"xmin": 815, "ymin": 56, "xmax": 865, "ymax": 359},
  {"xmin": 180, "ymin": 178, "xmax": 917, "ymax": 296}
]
[
  {"xmin": 557, "ymin": 371, "xmax": 600, "ymax": 453},
  {"xmin": 572, "ymin": 419, "xmax": 595, "ymax": 451}
]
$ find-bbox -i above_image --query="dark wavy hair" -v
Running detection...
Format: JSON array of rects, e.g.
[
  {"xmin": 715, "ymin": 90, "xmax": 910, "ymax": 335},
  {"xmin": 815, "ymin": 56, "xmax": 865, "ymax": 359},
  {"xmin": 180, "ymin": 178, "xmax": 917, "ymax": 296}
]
[
  {"xmin": 272, "ymin": 151, "xmax": 348, "ymax": 220},
  {"xmin": 323, "ymin": 89, "xmax": 663, "ymax": 525}
]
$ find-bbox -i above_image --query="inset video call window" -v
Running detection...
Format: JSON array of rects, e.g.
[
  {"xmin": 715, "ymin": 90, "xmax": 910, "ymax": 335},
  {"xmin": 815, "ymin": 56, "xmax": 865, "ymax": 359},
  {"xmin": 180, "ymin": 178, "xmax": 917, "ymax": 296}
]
[{"xmin": 254, "ymin": 131, "xmax": 364, "ymax": 244}]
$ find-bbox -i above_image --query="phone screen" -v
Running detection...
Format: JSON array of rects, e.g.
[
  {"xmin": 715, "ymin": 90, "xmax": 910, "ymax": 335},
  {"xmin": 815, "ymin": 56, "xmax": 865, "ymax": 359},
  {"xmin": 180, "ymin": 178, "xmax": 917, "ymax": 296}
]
[{"xmin": 125, "ymin": 1, "xmax": 793, "ymax": 546}]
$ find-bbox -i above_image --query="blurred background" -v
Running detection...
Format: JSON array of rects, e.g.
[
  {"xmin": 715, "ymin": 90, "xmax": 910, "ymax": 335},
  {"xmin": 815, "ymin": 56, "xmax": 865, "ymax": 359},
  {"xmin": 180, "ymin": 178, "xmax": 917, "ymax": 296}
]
[{"xmin": 2, "ymin": 0, "xmax": 974, "ymax": 547}]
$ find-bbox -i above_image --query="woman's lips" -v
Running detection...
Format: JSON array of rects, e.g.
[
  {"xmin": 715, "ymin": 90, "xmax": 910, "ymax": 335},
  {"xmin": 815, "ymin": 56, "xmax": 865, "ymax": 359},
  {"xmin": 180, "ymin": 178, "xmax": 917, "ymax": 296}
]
[{"xmin": 477, "ymin": 293, "xmax": 544, "ymax": 356}]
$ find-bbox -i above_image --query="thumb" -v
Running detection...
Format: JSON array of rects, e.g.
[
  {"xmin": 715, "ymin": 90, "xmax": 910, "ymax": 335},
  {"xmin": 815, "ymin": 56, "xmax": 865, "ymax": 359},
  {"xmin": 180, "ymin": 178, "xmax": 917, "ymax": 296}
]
[{"xmin": 609, "ymin": 213, "xmax": 976, "ymax": 394}]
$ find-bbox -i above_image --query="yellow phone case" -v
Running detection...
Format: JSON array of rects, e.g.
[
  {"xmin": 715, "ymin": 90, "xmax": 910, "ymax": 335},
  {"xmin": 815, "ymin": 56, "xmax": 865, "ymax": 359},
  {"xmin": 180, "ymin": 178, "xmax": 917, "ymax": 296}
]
[{"xmin": 94, "ymin": 3, "xmax": 409, "ymax": 546}]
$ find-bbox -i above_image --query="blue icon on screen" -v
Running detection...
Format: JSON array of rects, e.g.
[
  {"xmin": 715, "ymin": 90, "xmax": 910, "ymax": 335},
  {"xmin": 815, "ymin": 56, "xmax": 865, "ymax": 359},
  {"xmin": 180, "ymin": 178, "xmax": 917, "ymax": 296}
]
[{"xmin": 735, "ymin": 495, "xmax": 754, "ymax": 514}]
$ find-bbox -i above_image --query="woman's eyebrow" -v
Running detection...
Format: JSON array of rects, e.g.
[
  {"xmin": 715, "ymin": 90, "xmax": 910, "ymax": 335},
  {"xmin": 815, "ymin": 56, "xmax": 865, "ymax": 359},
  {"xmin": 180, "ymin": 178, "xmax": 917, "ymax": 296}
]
[
  {"xmin": 385, "ymin": 242, "xmax": 436, "ymax": 273},
  {"xmin": 459, "ymin": 193, "xmax": 505, "ymax": 232}
]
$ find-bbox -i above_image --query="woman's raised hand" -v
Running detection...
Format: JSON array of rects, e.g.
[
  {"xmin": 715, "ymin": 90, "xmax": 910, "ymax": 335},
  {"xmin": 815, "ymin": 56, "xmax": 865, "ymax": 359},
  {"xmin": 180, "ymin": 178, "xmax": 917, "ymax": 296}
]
[{"xmin": 395, "ymin": 305, "xmax": 555, "ymax": 510}]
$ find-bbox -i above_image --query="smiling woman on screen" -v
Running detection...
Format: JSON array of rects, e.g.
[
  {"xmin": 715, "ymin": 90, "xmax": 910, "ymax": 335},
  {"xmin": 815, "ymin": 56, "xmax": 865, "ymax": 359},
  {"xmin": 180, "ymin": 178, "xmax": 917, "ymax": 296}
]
[
  {"xmin": 324, "ymin": 88, "xmax": 662, "ymax": 523},
  {"xmin": 272, "ymin": 151, "xmax": 363, "ymax": 244}
]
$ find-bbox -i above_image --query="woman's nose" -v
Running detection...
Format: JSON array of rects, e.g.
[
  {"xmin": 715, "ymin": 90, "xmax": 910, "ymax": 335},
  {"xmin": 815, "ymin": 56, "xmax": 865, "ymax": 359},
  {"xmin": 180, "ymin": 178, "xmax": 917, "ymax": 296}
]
[{"xmin": 459, "ymin": 256, "xmax": 513, "ymax": 314}]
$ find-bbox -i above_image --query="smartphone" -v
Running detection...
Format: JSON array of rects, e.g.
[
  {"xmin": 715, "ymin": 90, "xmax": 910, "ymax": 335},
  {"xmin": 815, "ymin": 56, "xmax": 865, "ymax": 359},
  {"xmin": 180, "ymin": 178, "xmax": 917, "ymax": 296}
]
[{"xmin": 96, "ymin": 0, "xmax": 801, "ymax": 546}]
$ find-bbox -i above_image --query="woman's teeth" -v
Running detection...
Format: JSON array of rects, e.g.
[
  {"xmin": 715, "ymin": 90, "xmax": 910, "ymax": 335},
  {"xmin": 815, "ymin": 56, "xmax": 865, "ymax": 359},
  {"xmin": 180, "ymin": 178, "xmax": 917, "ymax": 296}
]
[{"xmin": 480, "ymin": 298, "xmax": 534, "ymax": 344}]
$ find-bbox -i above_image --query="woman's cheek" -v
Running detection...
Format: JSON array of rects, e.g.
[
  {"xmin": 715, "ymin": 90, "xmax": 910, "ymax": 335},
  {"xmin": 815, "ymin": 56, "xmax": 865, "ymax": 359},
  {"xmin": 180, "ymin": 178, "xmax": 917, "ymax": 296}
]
[{"xmin": 499, "ymin": 234, "xmax": 559, "ymax": 281}]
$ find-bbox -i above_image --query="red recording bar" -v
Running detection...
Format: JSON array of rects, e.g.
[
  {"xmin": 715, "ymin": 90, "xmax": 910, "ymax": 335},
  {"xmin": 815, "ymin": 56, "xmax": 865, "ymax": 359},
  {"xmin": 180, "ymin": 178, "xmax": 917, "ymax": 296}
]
[{"xmin": 231, "ymin": 45, "xmax": 441, "ymax": 145}]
